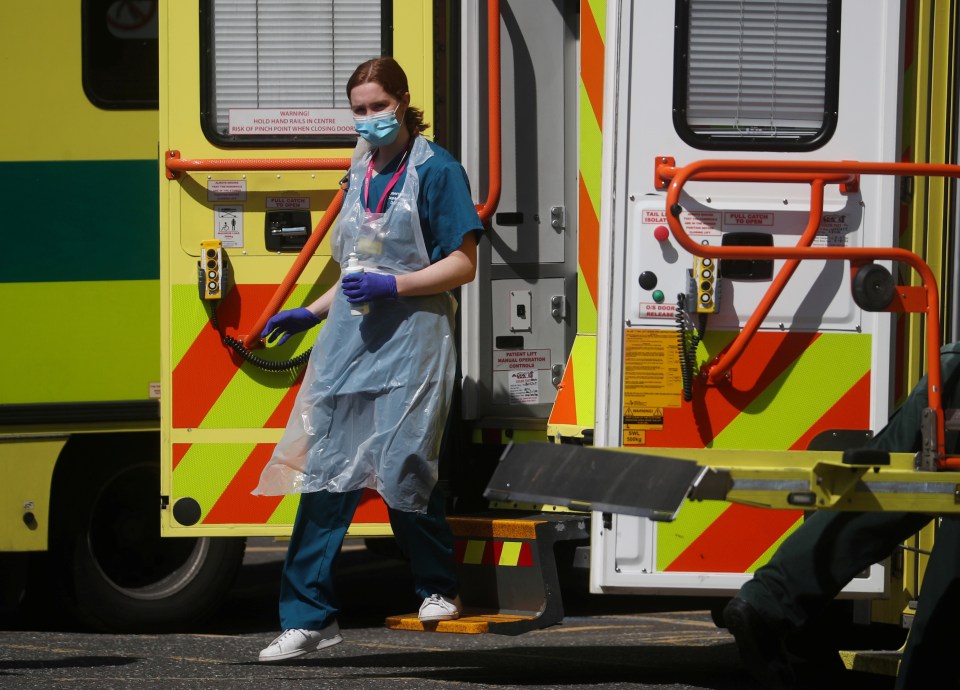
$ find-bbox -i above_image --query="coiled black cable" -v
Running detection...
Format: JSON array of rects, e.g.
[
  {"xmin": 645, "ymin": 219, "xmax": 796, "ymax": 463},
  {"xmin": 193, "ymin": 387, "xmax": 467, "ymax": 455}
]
[
  {"xmin": 675, "ymin": 294, "xmax": 694, "ymax": 401},
  {"xmin": 209, "ymin": 304, "xmax": 312, "ymax": 372},
  {"xmin": 675, "ymin": 294, "xmax": 707, "ymax": 402}
]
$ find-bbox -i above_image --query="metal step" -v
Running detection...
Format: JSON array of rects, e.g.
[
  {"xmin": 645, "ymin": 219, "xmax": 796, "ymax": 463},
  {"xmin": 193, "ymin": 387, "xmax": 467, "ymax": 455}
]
[
  {"xmin": 838, "ymin": 648, "xmax": 902, "ymax": 677},
  {"xmin": 385, "ymin": 512, "xmax": 589, "ymax": 635}
]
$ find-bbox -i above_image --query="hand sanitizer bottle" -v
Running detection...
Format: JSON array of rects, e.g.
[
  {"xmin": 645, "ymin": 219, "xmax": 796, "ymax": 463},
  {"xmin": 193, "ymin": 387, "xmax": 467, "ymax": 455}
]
[{"xmin": 345, "ymin": 253, "xmax": 369, "ymax": 316}]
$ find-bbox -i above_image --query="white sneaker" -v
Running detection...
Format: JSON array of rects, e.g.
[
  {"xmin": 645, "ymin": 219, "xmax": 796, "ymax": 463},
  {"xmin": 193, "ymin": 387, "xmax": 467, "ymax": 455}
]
[
  {"xmin": 418, "ymin": 594, "xmax": 462, "ymax": 622},
  {"xmin": 258, "ymin": 622, "xmax": 343, "ymax": 662}
]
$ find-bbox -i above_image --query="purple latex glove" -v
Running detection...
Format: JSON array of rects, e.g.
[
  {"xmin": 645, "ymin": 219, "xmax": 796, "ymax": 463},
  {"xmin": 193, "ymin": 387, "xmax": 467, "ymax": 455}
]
[
  {"xmin": 261, "ymin": 307, "xmax": 321, "ymax": 345},
  {"xmin": 341, "ymin": 271, "xmax": 398, "ymax": 303}
]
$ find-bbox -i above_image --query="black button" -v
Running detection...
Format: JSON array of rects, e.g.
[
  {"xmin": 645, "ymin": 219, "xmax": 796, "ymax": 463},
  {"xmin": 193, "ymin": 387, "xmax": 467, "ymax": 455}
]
[{"xmin": 638, "ymin": 271, "xmax": 658, "ymax": 290}]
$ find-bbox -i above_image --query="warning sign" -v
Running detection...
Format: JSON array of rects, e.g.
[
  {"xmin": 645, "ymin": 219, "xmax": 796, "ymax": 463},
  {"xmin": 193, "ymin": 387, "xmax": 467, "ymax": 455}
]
[
  {"xmin": 509, "ymin": 370, "xmax": 539, "ymax": 404},
  {"xmin": 494, "ymin": 349, "xmax": 552, "ymax": 371},
  {"xmin": 208, "ymin": 180, "xmax": 246, "ymax": 202},
  {"xmin": 266, "ymin": 196, "xmax": 310, "ymax": 210},
  {"xmin": 680, "ymin": 211, "xmax": 721, "ymax": 235},
  {"xmin": 228, "ymin": 108, "xmax": 356, "ymax": 136},
  {"xmin": 640, "ymin": 303, "xmax": 676, "ymax": 319},
  {"xmin": 723, "ymin": 211, "xmax": 774, "ymax": 226},
  {"xmin": 214, "ymin": 205, "xmax": 243, "ymax": 248},
  {"xmin": 622, "ymin": 330, "xmax": 683, "ymax": 445},
  {"xmin": 642, "ymin": 209, "xmax": 669, "ymax": 225},
  {"xmin": 814, "ymin": 213, "xmax": 852, "ymax": 247}
]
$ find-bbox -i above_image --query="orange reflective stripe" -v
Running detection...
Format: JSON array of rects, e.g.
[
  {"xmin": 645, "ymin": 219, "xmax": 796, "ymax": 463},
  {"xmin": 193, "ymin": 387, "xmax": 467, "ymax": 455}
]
[
  {"xmin": 548, "ymin": 354, "xmax": 577, "ymax": 425},
  {"xmin": 665, "ymin": 504, "xmax": 803, "ymax": 573},
  {"xmin": 172, "ymin": 443, "xmax": 191, "ymax": 471},
  {"xmin": 172, "ymin": 284, "xmax": 278, "ymax": 427},
  {"xmin": 265, "ymin": 370, "xmax": 305, "ymax": 428},
  {"xmin": 578, "ymin": 175, "xmax": 600, "ymax": 310},
  {"xmin": 203, "ymin": 443, "xmax": 282, "ymax": 524},
  {"xmin": 642, "ymin": 332, "xmax": 819, "ymax": 447},
  {"xmin": 354, "ymin": 489, "xmax": 390, "ymax": 523},
  {"xmin": 790, "ymin": 371, "xmax": 871, "ymax": 451},
  {"xmin": 581, "ymin": 3, "xmax": 604, "ymax": 125}
]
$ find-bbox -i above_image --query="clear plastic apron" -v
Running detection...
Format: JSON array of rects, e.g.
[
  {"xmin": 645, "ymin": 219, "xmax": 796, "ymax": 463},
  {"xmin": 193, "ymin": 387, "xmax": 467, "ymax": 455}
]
[{"xmin": 253, "ymin": 136, "xmax": 457, "ymax": 513}]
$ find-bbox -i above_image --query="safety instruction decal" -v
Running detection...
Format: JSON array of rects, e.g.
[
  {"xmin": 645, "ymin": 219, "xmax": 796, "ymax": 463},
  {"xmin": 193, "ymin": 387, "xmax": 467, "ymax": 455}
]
[
  {"xmin": 266, "ymin": 196, "xmax": 310, "ymax": 210},
  {"xmin": 214, "ymin": 205, "xmax": 244, "ymax": 248},
  {"xmin": 494, "ymin": 349, "xmax": 552, "ymax": 371},
  {"xmin": 814, "ymin": 213, "xmax": 852, "ymax": 247},
  {"xmin": 622, "ymin": 329, "xmax": 682, "ymax": 445},
  {"xmin": 509, "ymin": 370, "xmax": 539, "ymax": 404},
  {"xmin": 207, "ymin": 180, "xmax": 247, "ymax": 202},
  {"xmin": 228, "ymin": 108, "xmax": 355, "ymax": 136},
  {"xmin": 724, "ymin": 211, "xmax": 774, "ymax": 226}
]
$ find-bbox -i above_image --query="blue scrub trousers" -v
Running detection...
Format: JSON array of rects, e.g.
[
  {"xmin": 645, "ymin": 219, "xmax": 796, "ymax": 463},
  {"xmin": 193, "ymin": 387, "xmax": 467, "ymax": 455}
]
[{"xmin": 279, "ymin": 487, "xmax": 459, "ymax": 631}]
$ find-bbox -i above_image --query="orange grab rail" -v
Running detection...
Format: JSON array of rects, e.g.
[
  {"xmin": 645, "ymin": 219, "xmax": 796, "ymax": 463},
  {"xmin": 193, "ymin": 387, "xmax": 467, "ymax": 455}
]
[
  {"xmin": 656, "ymin": 157, "xmax": 960, "ymax": 468},
  {"xmin": 477, "ymin": 0, "xmax": 502, "ymax": 222},
  {"xmin": 165, "ymin": 151, "xmax": 350, "ymax": 178}
]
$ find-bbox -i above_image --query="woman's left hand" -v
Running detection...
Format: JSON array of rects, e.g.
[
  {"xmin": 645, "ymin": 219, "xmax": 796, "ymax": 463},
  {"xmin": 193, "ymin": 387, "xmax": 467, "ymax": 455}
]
[{"xmin": 342, "ymin": 272, "xmax": 398, "ymax": 303}]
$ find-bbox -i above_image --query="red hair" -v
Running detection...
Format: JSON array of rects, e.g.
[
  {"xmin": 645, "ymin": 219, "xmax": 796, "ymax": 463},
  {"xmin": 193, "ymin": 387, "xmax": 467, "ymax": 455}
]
[{"xmin": 346, "ymin": 57, "xmax": 428, "ymax": 136}]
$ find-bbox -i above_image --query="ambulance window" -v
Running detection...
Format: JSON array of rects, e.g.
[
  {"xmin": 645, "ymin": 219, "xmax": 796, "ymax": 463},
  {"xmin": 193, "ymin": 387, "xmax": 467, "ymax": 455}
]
[
  {"xmin": 82, "ymin": 0, "xmax": 160, "ymax": 109},
  {"xmin": 674, "ymin": 0, "xmax": 840, "ymax": 151},
  {"xmin": 201, "ymin": 0, "xmax": 390, "ymax": 147}
]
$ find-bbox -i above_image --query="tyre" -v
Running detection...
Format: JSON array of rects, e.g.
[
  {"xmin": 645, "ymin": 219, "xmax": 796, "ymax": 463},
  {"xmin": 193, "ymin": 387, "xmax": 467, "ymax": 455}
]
[{"xmin": 46, "ymin": 434, "xmax": 247, "ymax": 632}]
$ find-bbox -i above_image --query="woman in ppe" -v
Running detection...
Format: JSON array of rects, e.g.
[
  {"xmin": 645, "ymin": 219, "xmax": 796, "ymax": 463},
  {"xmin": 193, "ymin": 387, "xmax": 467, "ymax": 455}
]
[{"xmin": 253, "ymin": 57, "xmax": 484, "ymax": 663}]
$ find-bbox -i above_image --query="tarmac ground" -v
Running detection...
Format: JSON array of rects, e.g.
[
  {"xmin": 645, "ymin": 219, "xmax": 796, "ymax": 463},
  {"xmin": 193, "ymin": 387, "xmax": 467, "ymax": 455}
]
[{"xmin": 0, "ymin": 538, "xmax": 901, "ymax": 689}]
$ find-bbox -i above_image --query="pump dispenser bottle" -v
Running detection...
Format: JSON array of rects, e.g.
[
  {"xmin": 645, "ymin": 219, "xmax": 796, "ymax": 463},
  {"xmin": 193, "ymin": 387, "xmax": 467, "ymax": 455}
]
[{"xmin": 345, "ymin": 253, "xmax": 369, "ymax": 316}]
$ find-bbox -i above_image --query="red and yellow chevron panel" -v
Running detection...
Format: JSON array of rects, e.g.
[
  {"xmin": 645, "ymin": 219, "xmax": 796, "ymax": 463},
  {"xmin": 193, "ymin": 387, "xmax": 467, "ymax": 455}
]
[
  {"xmin": 171, "ymin": 283, "xmax": 316, "ymax": 430},
  {"xmin": 640, "ymin": 330, "xmax": 872, "ymax": 573},
  {"xmin": 636, "ymin": 331, "xmax": 871, "ymax": 450},
  {"xmin": 170, "ymin": 442, "xmax": 389, "ymax": 528},
  {"xmin": 659, "ymin": 502, "xmax": 804, "ymax": 573},
  {"xmin": 577, "ymin": 0, "xmax": 604, "ymax": 334},
  {"xmin": 168, "ymin": 278, "xmax": 393, "ymax": 531},
  {"xmin": 547, "ymin": 1, "xmax": 605, "ymax": 441},
  {"xmin": 548, "ymin": 335, "xmax": 596, "ymax": 437}
]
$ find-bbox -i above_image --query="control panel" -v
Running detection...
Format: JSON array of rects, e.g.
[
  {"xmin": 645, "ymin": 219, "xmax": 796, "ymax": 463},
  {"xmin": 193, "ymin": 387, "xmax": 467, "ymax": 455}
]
[
  {"xmin": 199, "ymin": 239, "xmax": 226, "ymax": 300},
  {"xmin": 625, "ymin": 199, "xmax": 864, "ymax": 333}
]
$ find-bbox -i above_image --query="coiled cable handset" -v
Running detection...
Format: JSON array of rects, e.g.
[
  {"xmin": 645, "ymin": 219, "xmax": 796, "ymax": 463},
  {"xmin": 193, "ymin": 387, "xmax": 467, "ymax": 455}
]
[{"xmin": 199, "ymin": 240, "xmax": 312, "ymax": 372}]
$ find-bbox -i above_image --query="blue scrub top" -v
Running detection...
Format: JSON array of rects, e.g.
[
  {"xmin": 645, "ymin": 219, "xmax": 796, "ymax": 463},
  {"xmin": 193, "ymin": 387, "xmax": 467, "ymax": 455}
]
[{"xmin": 362, "ymin": 139, "xmax": 484, "ymax": 263}]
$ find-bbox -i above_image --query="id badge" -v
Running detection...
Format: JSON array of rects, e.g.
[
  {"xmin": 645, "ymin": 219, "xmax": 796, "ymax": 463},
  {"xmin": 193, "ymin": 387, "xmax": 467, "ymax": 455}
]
[{"xmin": 356, "ymin": 213, "xmax": 385, "ymax": 256}]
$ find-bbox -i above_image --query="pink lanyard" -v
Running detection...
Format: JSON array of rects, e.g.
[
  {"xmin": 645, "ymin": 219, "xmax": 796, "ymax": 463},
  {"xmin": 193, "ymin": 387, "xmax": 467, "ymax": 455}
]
[{"xmin": 363, "ymin": 147, "xmax": 410, "ymax": 214}]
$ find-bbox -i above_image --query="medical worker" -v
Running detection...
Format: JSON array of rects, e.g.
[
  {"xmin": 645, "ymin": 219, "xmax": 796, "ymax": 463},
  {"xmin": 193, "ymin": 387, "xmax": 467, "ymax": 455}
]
[{"xmin": 253, "ymin": 57, "xmax": 484, "ymax": 663}]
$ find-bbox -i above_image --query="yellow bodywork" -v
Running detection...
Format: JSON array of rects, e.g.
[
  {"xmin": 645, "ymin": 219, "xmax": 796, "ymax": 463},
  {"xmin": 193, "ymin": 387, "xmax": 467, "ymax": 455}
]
[{"xmin": 0, "ymin": 437, "xmax": 64, "ymax": 551}]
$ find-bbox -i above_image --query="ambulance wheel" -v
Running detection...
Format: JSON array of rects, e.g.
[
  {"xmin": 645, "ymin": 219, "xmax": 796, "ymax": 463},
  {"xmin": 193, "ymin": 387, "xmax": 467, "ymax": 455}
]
[{"xmin": 48, "ymin": 436, "xmax": 246, "ymax": 632}]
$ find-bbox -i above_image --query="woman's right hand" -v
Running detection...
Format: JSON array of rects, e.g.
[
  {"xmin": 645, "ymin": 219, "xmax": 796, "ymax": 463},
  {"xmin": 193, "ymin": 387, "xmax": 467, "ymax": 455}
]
[{"xmin": 260, "ymin": 308, "xmax": 321, "ymax": 345}]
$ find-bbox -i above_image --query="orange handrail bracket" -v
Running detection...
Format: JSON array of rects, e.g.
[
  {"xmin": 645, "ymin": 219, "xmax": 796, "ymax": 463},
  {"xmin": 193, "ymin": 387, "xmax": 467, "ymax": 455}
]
[
  {"xmin": 166, "ymin": 150, "xmax": 181, "ymax": 179},
  {"xmin": 886, "ymin": 285, "xmax": 929, "ymax": 314},
  {"xmin": 654, "ymin": 156, "xmax": 675, "ymax": 190},
  {"xmin": 657, "ymin": 157, "xmax": 954, "ymax": 465}
]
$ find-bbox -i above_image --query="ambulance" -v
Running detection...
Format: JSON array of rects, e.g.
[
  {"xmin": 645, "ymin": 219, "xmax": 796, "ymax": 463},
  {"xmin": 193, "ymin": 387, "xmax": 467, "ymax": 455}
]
[{"xmin": 1, "ymin": 0, "xmax": 957, "ymax": 653}]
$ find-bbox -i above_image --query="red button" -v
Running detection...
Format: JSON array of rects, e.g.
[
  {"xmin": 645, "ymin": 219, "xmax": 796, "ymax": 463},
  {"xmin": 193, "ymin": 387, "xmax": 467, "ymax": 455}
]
[{"xmin": 654, "ymin": 225, "xmax": 670, "ymax": 241}]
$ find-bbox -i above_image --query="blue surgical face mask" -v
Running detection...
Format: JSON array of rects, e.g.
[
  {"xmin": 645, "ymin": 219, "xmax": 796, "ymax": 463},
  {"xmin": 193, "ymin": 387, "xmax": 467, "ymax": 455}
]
[{"xmin": 354, "ymin": 104, "xmax": 402, "ymax": 147}]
